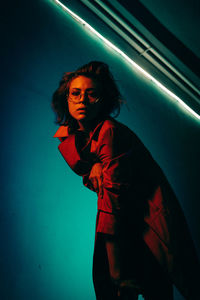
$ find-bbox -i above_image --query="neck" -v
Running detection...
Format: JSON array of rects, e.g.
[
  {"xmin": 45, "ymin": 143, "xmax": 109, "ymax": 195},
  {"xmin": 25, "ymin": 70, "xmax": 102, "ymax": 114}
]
[{"xmin": 78, "ymin": 119, "xmax": 97, "ymax": 133}]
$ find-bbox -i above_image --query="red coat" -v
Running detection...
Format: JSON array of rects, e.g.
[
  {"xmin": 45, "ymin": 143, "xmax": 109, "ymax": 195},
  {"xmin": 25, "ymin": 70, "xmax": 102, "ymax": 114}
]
[{"xmin": 54, "ymin": 117, "xmax": 199, "ymax": 299}]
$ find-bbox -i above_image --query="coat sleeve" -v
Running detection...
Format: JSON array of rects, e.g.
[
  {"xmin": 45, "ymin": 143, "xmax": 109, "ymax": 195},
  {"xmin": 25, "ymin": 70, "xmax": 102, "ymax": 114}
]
[
  {"xmin": 92, "ymin": 124, "xmax": 139, "ymax": 214},
  {"xmin": 58, "ymin": 134, "xmax": 93, "ymax": 176}
]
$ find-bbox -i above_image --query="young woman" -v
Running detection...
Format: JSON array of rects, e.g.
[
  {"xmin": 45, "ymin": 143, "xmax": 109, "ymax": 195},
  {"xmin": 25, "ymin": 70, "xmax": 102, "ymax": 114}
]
[{"xmin": 52, "ymin": 61, "xmax": 199, "ymax": 299}]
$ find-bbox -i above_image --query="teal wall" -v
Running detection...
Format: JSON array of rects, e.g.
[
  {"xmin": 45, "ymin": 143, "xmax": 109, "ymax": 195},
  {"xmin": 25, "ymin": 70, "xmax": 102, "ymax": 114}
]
[{"xmin": 1, "ymin": 1, "xmax": 199, "ymax": 299}]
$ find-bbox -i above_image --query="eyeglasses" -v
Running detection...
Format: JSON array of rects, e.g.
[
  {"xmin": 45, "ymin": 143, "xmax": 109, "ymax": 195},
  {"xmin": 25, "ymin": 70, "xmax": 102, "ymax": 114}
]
[{"xmin": 68, "ymin": 89, "xmax": 101, "ymax": 104}]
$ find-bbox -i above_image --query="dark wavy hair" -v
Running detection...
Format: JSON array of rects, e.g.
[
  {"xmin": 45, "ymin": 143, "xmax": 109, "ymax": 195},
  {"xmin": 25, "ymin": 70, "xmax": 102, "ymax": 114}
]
[{"xmin": 52, "ymin": 61, "xmax": 122, "ymax": 129}]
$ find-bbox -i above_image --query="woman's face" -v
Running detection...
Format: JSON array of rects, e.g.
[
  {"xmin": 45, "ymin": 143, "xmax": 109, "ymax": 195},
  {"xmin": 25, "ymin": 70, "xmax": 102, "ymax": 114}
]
[{"xmin": 67, "ymin": 76, "xmax": 103, "ymax": 129}]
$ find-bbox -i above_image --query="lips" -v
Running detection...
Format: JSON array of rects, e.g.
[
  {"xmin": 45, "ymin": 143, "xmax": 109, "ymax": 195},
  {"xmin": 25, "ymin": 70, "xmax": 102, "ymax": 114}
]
[{"xmin": 77, "ymin": 107, "xmax": 87, "ymax": 113}]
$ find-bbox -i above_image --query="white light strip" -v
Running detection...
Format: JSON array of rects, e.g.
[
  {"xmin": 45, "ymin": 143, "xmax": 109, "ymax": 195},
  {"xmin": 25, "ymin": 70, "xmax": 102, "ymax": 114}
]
[{"xmin": 54, "ymin": 0, "xmax": 200, "ymax": 120}]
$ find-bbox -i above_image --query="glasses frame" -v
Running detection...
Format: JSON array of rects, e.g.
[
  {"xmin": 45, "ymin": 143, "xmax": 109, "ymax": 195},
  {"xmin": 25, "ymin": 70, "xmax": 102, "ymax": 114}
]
[{"xmin": 67, "ymin": 90, "xmax": 102, "ymax": 104}]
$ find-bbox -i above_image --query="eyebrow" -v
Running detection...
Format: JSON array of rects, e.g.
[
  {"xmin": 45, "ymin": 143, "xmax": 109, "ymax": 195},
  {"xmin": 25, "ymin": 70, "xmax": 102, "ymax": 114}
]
[{"xmin": 70, "ymin": 88, "xmax": 97, "ymax": 91}]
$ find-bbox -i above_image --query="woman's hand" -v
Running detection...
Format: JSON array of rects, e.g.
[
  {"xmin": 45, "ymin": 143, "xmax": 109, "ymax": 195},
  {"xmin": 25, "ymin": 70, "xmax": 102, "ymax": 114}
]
[{"xmin": 89, "ymin": 163, "xmax": 103, "ymax": 198}]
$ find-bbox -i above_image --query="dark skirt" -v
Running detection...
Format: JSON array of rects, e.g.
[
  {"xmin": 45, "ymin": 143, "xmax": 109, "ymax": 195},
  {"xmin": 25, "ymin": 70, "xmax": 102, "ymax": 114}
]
[{"xmin": 92, "ymin": 233, "xmax": 174, "ymax": 300}]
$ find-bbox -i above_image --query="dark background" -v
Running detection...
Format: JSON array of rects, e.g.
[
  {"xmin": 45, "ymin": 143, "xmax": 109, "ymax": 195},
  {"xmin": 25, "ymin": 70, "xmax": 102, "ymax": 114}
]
[{"xmin": 1, "ymin": 1, "xmax": 199, "ymax": 299}]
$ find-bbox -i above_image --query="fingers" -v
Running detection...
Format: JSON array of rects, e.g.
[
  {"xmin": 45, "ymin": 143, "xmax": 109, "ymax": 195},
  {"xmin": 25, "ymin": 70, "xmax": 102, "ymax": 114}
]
[
  {"xmin": 90, "ymin": 176, "xmax": 103, "ymax": 197},
  {"xmin": 89, "ymin": 163, "xmax": 104, "ymax": 197},
  {"xmin": 90, "ymin": 177, "xmax": 98, "ymax": 192},
  {"xmin": 97, "ymin": 174, "xmax": 104, "ymax": 198}
]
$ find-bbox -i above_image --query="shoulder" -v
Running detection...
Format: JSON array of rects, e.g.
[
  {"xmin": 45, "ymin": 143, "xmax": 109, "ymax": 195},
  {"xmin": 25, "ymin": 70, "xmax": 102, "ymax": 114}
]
[
  {"xmin": 94, "ymin": 118, "xmax": 143, "ymax": 156},
  {"xmin": 98, "ymin": 117, "xmax": 137, "ymax": 143}
]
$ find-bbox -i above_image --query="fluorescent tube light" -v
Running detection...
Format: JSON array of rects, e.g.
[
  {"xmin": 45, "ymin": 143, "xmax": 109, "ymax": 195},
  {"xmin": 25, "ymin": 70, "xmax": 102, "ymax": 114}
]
[{"xmin": 54, "ymin": 0, "xmax": 200, "ymax": 120}]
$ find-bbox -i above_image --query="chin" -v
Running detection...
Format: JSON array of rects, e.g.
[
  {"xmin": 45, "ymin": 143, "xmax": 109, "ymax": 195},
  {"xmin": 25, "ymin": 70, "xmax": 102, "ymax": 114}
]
[{"xmin": 77, "ymin": 115, "xmax": 87, "ymax": 121}]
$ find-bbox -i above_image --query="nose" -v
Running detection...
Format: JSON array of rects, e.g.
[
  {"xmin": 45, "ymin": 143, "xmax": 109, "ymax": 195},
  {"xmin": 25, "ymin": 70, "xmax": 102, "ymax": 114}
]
[{"xmin": 79, "ymin": 92, "xmax": 89, "ymax": 103}]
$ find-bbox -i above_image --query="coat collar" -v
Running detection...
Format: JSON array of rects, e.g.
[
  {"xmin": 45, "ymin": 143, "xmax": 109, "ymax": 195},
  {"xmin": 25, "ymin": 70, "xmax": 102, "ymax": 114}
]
[
  {"xmin": 53, "ymin": 118, "xmax": 108, "ymax": 140},
  {"xmin": 53, "ymin": 125, "xmax": 69, "ymax": 138}
]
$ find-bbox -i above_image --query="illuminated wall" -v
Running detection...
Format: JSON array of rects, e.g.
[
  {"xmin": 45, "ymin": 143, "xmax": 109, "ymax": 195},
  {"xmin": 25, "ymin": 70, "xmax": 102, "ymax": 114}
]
[{"xmin": 1, "ymin": 1, "xmax": 199, "ymax": 299}]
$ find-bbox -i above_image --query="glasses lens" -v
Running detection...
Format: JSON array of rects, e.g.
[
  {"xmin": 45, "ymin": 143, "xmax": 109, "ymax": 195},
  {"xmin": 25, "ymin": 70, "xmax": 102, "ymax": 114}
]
[
  {"xmin": 69, "ymin": 90, "xmax": 101, "ymax": 104},
  {"xmin": 69, "ymin": 91, "xmax": 80, "ymax": 102}
]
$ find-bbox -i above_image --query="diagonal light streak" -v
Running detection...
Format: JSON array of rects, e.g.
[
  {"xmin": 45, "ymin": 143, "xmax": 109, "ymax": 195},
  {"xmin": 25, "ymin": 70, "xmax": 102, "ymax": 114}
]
[{"xmin": 54, "ymin": 0, "xmax": 200, "ymax": 120}]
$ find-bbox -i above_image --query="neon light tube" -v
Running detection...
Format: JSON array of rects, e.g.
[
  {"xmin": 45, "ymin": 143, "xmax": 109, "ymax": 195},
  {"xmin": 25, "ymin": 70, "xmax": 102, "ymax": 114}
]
[{"xmin": 54, "ymin": 0, "xmax": 200, "ymax": 120}]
